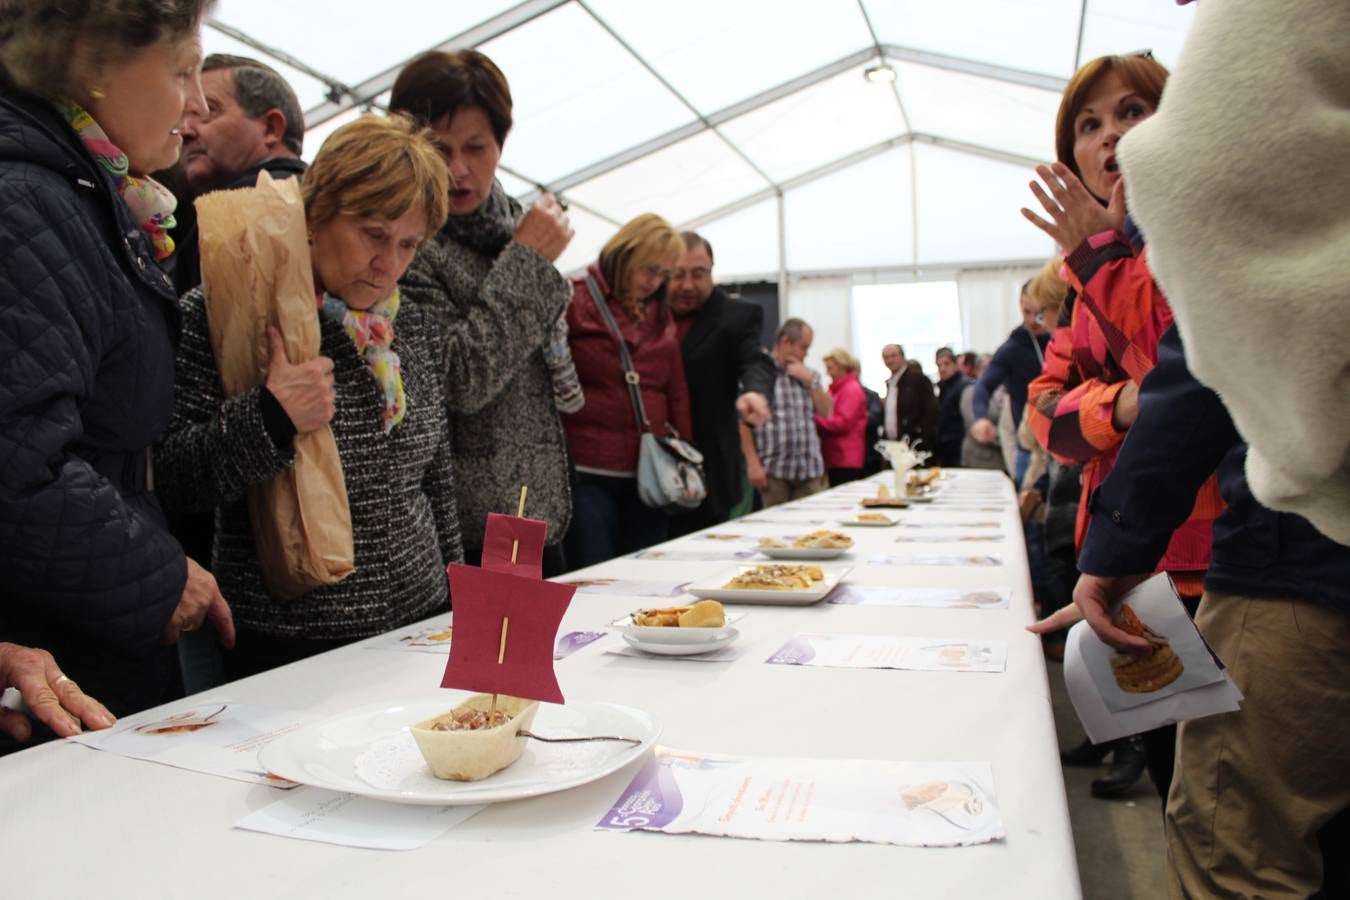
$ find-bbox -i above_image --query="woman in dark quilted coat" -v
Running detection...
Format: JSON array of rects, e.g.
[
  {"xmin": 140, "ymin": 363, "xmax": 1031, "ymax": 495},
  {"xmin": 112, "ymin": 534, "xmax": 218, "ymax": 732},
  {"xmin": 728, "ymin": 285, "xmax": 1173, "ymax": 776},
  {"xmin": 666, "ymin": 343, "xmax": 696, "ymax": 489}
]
[
  {"xmin": 156, "ymin": 115, "xmax": 461, "ymax": 680},
  {"xmin": 0, "ymin": 0, "xmax": 235, "ymax": 739}
]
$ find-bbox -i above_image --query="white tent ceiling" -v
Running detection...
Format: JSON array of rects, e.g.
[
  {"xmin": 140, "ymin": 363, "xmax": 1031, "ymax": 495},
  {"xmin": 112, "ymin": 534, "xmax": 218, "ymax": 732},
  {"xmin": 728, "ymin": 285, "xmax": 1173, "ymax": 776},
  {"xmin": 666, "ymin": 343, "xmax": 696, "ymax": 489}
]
[{"xmin": 202, "ymin": 0, "xmax": 1194, "ymax": 280}]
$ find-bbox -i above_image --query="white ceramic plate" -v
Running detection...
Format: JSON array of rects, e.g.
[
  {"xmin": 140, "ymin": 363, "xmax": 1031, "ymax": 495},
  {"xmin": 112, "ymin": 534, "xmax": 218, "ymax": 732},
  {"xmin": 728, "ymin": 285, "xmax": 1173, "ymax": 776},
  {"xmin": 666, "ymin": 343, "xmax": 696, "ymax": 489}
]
[
  {"xmin": 621, "ymin": 628, "xmax": 739, "ymax": 656},
  {"xmin": 838, "ymin": 513, "xmax": 900, "ymax": 527},
  {"xmin": 756, "ymin": 544, "xmax": 851, "ymax": 560},
  {"xmin": 258, "ymin": 696, "xmax": 659, "ymax": 806},
  {"xmin": 685, "ymin": 565, "xmax": 850, "ymax": 604},
  {"xmin": 622, "ymin": 623, "xmax": 738, "ymax": 645}
]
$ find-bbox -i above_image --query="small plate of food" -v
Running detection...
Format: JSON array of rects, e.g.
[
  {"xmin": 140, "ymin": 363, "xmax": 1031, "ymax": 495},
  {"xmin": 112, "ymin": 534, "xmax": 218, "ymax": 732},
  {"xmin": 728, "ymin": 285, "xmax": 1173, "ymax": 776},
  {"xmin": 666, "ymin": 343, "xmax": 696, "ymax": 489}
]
[
  {"xmin": 860, "ymin": 483, "xmax": 910, "ymax": 509},
  {"xmin": 839, "ymin": 511, "xmax": 900, "ymax": 527},
  {"xmin": 685, "ymin": 563, "xmax": 849, "ymax": 605},
  {"xmin": 257, "ymin": 695, "xmax": 659, "ymax": 805},
  {"xmin": 756, "ymin": 529, "xmax": 854, "ymax": 560},
  {"xmin": 620, "ymin": 600, "xmax": 739, "ymax": 655}
]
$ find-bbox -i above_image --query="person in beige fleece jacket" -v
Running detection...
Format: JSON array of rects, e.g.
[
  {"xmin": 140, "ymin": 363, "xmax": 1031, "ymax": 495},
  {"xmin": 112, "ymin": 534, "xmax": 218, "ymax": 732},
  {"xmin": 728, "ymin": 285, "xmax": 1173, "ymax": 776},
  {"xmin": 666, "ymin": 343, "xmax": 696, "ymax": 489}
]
[{"xmin": 1118, "ymin": 0, "xmax": 1350, "ymax": 547}]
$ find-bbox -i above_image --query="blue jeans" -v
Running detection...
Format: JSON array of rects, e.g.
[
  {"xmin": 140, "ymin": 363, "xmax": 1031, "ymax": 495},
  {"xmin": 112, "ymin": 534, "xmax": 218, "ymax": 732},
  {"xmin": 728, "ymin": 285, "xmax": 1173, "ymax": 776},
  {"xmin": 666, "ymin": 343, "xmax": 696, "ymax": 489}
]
[{"xmin": 564, "ymin": 472, "xmax": 670, "ymax": 571}]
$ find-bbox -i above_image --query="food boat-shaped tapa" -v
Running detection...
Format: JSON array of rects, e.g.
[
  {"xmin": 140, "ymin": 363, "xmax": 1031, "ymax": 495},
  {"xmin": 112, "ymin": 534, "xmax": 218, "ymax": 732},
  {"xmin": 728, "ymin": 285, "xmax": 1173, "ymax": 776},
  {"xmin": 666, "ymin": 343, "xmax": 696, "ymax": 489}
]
[{"xmin": 412, "ymin": 499, "xmax": 576, "ymax": 781}]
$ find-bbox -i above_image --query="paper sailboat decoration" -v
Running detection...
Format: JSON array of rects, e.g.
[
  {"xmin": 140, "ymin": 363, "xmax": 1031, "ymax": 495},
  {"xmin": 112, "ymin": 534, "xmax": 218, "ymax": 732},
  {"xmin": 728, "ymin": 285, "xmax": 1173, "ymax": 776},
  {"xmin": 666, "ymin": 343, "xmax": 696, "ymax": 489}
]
[{"xmin": 439, "ymin": 513, "xmax": 576, "ymax": 704}]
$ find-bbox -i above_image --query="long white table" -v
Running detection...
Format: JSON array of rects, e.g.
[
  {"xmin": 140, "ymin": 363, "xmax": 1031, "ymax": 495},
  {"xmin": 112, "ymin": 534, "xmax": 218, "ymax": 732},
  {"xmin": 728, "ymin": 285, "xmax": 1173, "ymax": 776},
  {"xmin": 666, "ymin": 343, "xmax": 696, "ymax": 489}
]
[{"xmin": 0, "ymin": 469, "xmax": 1080, "ymax": 899}]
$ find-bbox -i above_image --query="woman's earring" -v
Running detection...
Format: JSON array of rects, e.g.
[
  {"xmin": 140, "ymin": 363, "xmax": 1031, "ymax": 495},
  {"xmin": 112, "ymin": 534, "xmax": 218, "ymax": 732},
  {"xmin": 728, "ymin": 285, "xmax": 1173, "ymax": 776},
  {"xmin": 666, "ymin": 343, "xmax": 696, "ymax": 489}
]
[{"xmin": 89, "ymin": 87, "xmax": 106, "ymax": 100}]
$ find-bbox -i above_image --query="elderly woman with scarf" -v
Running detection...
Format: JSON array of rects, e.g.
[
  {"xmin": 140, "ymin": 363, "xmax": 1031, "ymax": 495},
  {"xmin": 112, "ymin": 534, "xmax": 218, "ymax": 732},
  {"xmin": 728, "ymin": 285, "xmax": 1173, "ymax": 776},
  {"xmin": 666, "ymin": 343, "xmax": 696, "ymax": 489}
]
[
  {"xmin": 0, "ymin": 0, "xmax": 234, "ymax": 734},
  {"xmin": 391, "ymin": 50, "xmax": 579, "ymax": 576},
  {"xmin": 156, "ymin": 115, "xmax": 459, "ymax": 679}
]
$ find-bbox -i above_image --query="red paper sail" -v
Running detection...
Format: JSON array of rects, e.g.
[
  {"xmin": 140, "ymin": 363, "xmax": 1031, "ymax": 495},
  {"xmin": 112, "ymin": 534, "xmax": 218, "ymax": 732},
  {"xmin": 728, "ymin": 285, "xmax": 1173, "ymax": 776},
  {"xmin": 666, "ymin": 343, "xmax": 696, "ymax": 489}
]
[
  {"xmin": 480, "ymin": 513, "xmax": 548, "ymax": 578},
  {"xmin": 439, "ymin": 514, "xmax": 574, "ymax": 704}
]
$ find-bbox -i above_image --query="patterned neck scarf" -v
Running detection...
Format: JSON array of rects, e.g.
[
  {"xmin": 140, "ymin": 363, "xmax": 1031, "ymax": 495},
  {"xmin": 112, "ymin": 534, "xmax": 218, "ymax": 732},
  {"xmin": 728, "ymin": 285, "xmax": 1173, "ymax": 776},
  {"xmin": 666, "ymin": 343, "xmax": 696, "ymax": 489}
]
[
  {"xmin": 320, "ymin": 289, "xmax": 406, "ymax": 433},
  {"xmin": 57, "ymin": 100, "xmax": 178, "ymax": 260}
]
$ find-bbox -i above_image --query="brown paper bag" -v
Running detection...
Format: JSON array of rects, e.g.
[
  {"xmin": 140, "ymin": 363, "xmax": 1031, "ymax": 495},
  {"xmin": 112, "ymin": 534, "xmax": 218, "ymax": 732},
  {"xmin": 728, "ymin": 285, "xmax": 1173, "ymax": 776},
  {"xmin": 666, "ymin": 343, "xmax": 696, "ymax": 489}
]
[{"xmin": 196, "ymin": 171, "xmax": 355, "ymax": 598}]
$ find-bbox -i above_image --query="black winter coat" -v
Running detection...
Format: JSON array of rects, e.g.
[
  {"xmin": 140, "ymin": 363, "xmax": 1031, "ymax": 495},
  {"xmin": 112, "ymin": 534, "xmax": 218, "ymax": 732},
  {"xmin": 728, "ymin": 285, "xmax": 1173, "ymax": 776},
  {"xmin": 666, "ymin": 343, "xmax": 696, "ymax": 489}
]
[
  {"xmin": 0, "ymin": 90, "xmax": 186, "ymax": 716},
  {"xmin": 669, "ymin": 288, "xmax": 776, "ymax": 534}
]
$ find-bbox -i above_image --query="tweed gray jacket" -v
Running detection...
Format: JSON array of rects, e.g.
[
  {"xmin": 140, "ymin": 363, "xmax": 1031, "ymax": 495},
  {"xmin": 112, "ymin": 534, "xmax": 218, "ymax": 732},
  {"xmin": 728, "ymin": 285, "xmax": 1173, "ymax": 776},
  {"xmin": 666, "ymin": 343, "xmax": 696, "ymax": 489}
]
[
  {"xmin": 400, "ymin": 202, "xmax": 573, "ymax": 550},
  {"xmin": 157, "ymin": 289, "xmax": 461, "ymax": 639}
]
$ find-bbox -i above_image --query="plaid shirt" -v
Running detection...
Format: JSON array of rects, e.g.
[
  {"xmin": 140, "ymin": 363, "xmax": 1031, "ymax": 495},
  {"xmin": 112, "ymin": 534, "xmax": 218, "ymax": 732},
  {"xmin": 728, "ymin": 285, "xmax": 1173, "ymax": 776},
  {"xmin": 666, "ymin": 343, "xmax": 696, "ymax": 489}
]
[{"xmin": 754, "ymin": 363, "xmax": 824, "ymax": 480}]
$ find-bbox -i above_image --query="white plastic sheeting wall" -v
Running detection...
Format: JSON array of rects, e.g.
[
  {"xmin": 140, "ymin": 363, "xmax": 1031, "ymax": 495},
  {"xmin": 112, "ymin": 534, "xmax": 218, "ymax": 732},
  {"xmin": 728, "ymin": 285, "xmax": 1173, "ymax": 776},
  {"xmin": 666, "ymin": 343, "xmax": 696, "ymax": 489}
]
[{"xmin": 201, "ymin": 0, "xmax": 1195, "ymax": 348}]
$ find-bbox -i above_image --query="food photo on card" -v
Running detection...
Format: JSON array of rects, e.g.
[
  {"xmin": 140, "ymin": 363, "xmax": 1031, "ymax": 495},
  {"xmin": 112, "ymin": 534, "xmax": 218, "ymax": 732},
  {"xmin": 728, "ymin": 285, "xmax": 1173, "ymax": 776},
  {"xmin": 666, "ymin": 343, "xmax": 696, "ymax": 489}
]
[
  {"xmin": 1076, "ymin": 574, "xmax": 1228, "ymax": 713},
  {"xmin": 595, "ymin": 748, "xmax": 1005, "ymax": 847}
]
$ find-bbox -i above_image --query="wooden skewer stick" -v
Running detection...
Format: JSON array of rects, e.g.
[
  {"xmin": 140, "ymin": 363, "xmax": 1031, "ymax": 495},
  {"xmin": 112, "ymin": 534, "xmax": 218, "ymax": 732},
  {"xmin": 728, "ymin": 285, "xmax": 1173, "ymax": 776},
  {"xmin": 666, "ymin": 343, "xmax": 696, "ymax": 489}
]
[
  {"xmin": 490, "ymin": 616, "xmax": 510, "ymax": 724},
  {"xmin": 495, "ymin": 486, "xmax": 528, "ymax": 724},
  {"xmin": 510, "ymin": 485, "xmax": 529, "ymax": 563}
]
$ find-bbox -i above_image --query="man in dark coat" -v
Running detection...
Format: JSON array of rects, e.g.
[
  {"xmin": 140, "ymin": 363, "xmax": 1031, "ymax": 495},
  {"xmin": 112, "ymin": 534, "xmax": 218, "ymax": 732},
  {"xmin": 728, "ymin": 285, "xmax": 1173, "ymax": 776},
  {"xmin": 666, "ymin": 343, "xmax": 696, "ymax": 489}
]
[
  {"xmin": 880, "ymin": 344, "xmax": 939, "ymax": 453},
  {"xmin": 668, "ymin": 233, "xmax": 776, "ymax": 536},
  {"xmin": 934, "ymin": 346, "xmax": 974, "ymax": 467},
  {"xmin": 1033, "ymin": 323, "xmax": 1350, "ymax": 898},
  {"xmin": 163, "ymin": 55, "xmax": 305, "ymax": 693},
  {"xmin": 171, "ymin": 54, "xmax": 307, "ymax": 297}
]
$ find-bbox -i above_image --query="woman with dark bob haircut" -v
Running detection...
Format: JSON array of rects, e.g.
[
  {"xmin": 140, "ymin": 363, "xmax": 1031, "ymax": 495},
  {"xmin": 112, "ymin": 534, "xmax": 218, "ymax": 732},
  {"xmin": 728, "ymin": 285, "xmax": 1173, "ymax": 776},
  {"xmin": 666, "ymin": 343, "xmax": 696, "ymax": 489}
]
[
  {"xmin": 1023, "ymin": 53, "xmax": 1222, "ymax": 800},
  {"xmin": 0, "ymin": 0, "xmax": 234, "ymax": 739},
  {"xmin": 391, "ymin": 50, "xmax": 579, "ymax": 576},
  {"xmin": 156, "ymin": 115, "xmax": 461, "ymax": 679}
]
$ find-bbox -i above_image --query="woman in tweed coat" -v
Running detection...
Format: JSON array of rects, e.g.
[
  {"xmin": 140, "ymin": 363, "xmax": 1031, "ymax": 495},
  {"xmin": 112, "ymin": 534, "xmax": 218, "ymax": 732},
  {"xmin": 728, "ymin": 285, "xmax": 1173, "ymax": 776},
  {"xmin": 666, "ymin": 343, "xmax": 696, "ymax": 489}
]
[
  {"xmin": 157, "ymin": 115, "xmax": 460, "ymax": 679},
  {"xmin": 391, "ymin": 50, "xmax": 577, "ymax": 575}
]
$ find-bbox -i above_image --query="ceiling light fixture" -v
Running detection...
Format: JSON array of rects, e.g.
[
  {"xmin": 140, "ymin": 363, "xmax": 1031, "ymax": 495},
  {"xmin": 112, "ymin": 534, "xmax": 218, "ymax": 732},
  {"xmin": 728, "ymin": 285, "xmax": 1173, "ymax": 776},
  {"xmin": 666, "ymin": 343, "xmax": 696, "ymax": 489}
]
[{"xmin": 864, "ymin": 63, "xmax": 896, "ymax": 84}]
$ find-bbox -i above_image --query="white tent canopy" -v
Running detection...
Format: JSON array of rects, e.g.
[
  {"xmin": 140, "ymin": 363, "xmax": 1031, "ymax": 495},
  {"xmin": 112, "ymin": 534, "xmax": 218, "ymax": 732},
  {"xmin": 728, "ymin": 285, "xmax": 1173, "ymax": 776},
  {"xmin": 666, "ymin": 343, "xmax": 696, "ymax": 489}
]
[{"xmin": 203, "ymin": 0, "xmax": 1194, "ymax": 354}]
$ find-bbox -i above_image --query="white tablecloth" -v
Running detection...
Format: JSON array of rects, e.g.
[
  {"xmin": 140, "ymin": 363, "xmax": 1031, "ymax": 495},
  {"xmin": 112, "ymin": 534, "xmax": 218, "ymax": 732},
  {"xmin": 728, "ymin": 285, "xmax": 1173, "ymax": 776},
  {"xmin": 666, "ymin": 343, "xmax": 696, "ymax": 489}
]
[{"xmin": 0, "ymin": 469, "xmax": 1080, "ymax": 899}]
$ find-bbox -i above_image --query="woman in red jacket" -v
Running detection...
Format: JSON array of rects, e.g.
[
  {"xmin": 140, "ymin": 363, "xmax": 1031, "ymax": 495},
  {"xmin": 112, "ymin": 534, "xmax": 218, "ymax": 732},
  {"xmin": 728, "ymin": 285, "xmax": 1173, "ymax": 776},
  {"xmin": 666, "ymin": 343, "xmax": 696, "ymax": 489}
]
[
  {"xmin": 563, "ymin": 214, "xmax": 691, "ymax": 569},
  {"xmin": 814, "ymin": 348, "xmax": 869, "ymax": 486},
  {"xmin": 1023, "ymin": 53, "xmax": 1223, "ymax": 801}
]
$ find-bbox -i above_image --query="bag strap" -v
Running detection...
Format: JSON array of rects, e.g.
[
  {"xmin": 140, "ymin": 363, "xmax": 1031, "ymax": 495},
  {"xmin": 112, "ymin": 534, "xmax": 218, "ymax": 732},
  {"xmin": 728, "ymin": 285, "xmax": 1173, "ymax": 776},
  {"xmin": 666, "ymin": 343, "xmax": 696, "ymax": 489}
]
[{"xmin": 585, "ymin": 273, "xmax": 652, "ymax": 434}]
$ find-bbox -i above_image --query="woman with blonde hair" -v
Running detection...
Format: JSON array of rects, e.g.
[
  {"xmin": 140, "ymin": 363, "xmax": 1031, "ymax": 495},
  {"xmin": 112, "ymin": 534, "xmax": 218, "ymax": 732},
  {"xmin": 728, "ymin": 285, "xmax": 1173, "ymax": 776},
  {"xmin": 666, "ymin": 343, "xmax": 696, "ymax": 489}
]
[
  {"xmin": 563, "ymin": 213, "xmax": 692, "ymax": 568},
  {"xmin": 814, "ymin": 347, "xmax": 869, "ymax": 486},
  {"xmin": 157, "ymin": 115, "xmax": 460, "ymax": 678},
  {"xmin": 0, "ymin": 0, "xmax": 234, "ymax": 733}
]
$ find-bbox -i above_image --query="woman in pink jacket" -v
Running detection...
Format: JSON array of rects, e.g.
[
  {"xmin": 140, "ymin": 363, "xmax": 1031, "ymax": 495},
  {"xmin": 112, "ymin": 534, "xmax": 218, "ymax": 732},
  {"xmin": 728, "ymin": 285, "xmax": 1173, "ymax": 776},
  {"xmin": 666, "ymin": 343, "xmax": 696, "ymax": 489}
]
[{"xmin": 815, "ymin": 348, "xmax": 869, "ymax": 486}]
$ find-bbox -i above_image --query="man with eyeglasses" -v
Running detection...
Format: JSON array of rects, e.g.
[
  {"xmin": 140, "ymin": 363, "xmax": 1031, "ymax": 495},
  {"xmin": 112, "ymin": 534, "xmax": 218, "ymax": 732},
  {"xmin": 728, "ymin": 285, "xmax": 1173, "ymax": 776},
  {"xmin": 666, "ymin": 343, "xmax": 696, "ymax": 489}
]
[{"xmin": 667, "ymin": 232, "xmax": 775, "ymax": 535}]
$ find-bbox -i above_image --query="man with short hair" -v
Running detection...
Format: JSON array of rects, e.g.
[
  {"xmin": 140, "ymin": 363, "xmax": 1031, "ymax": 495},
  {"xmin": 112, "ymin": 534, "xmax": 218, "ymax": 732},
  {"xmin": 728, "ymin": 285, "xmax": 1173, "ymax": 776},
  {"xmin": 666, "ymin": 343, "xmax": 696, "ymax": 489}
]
[
  {"xmin": 968, "ymin": 283, "xmax": 1050, "ymax": 478},
  {"xmin": 744, "ymin": 318, "xmax": 832, "ymax": 506},
  {"xmin": 1031, "ymin": 323, "xmax": 1350, "ymax": 898},
  {"xmin": 957, "ymin": 351, "xmax": 979, "ymax": 379},
  {"xmin": 881, "ymin": 343, "xmax": 939, "ymax": 452},
  {"xmin": 667, "ymin": 233, "xmax": 775, "ymax": 536},
  {"xmin": 934, "ymin": 346, "xmax": 973, "ymax": 467},
  {"xmin": 164, "ymin": 55, "xmax": 306, "ymax": 694},
  {"xmin": 172, "ymin": 54, "xmax": 306, "ymax": 295}
]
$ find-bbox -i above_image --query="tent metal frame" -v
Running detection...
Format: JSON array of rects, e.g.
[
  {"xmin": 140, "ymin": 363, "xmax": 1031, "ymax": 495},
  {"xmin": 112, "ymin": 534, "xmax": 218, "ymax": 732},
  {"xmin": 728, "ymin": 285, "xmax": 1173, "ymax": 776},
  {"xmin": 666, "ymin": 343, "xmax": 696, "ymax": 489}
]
[{"xmin": 206, "ymin": 0, "xmax": 1067, "ymax": 282}]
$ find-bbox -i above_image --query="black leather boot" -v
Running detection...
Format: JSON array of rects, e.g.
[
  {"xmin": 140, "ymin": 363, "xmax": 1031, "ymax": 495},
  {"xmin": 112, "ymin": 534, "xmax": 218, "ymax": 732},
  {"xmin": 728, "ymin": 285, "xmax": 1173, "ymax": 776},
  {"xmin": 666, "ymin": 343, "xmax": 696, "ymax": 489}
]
[
  {"xmin": 1091, "ymin": 734, "xmax": 1147, "ymax": 797},
  {"xmin": 1060, "ymin": 737, "xmax": 1113, "ymax": 767}
]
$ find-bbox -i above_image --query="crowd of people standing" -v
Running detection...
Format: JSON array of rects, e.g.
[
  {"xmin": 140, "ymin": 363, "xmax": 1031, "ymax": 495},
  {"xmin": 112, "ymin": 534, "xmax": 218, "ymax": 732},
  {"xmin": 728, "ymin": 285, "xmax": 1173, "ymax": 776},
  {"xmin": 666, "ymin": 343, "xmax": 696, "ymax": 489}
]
[{"xmin": 1, "ymin": 2, "xmax": 1347, "ymax": 896}]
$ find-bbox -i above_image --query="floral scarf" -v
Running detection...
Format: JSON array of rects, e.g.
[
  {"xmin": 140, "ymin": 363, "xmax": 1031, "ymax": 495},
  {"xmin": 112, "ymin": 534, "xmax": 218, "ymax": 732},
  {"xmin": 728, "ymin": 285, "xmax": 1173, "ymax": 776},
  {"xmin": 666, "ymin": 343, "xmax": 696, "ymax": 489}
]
[
  {"xmin": 57, "ymin": 100, "xmax": 178, "ymax": 260},
  {"xmin": 320, "ymin": 289, "xmax": 406, "ymax": 433}
]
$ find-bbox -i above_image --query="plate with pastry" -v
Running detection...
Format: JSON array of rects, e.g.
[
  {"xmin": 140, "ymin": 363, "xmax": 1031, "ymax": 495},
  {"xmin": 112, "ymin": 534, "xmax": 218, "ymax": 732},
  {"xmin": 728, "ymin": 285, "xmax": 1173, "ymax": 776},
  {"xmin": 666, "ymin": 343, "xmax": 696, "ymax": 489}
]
[
  {"xmin": 621, "ymin": 626, "xmax": 740, "ymax": 656},
  {"xmin": 861, "ymin": 483, "xmax": 910, "ymax": 508},
  {"xmin": 258, "ymin": 694, "xmax": 659, "ymax": 805},
  {"xmin": 622, "ymin": 599, "xmax": 739, "ymax": 647},
  {"xmin": 756, "ymin": 530, "xmax": 854, "ymax": 560},
  {"xmin": 685, "ymin": 563, "xmax": 850, "ymax": 604},
  {"xmin": 839, "ymin": 512, "xmax": 900, "ymax": 527}
]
